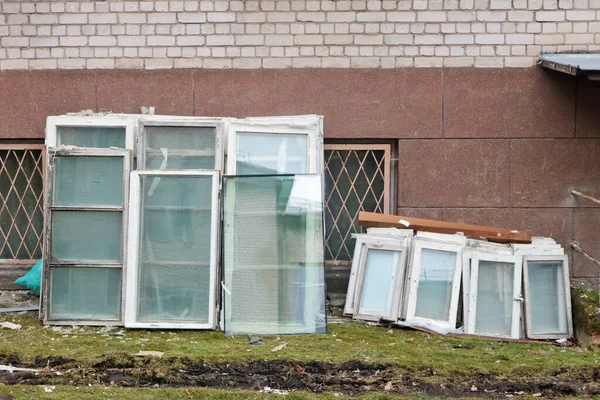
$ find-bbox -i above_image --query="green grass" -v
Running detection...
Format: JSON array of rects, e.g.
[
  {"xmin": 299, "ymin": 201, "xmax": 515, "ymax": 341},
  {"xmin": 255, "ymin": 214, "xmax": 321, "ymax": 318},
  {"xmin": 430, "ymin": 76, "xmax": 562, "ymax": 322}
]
[
  {"xmin": 0, "ymin": 311, "xmax": 599, "ymax": 381},
  {"xmin": 0, "ymin": 385, "xmax": 438, "ymax": 400}
]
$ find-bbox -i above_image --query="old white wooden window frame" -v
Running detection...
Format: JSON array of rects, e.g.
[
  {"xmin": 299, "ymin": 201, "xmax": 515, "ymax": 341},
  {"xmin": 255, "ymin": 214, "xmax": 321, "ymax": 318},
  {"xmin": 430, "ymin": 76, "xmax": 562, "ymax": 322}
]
[
  {"xmin": 353, "ymin": 243, "xmax": 408, "ymax": 321},
  {"xmin": 136, "ymin": 116, "xmax": 225, "ymax": 171},
  {"xmin": 124, "ymin": 170, "xmax": 220, "ymax": 330},
  {"xmin": 225, "ymin": 115, "xmax": 324, "ymax": 175},
  {"xmin": 46, "ymin": 115, "xmax": 137, "ymax": 150},
  {"xmin": 466, "ymin": 253, "xmax": 523, "ymax": 339},
  {"xmin": 344, "ymin": 234, "xmax": 409, "ymax": 316},
  {"xmin": 42, "ymin": 147, "xmax": 131, "ymax": 326},
  {"xmin": 522, "ymin": 255, "xmax": 573, "ymax": 339},
  {"xmin": 404, "ymin": 239, "xmax": 463, "ymax": 330}
]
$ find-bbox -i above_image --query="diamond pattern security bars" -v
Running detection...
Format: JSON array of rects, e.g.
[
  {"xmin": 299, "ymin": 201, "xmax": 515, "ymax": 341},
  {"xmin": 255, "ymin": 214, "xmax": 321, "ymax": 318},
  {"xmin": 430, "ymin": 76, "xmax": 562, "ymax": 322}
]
[
  {"xmin": 324, "ymin": 144, "xmax": 391, "ymax": 265},
  {"xmin": 0, "ymin": 145, "xmax": 45, "ymax": 264}
]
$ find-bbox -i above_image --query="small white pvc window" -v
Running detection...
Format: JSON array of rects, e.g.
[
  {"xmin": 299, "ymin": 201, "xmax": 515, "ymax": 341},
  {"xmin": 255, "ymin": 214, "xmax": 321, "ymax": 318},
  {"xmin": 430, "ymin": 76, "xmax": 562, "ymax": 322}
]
[
  {"xmin": 226, "ymin": 115, "xmax": 324, "ymax": 175},
  {"xmin": 344, "ymin": 234, "xmax": 409, "ymax": 316},
  {"xmin": 46, "ymin": 115, "xmax": 137, "ymax": 150},
  {"xmin": 523, "ymin": 255, "xmax": 573, "ymax": 339},
  {"xmin": 353, "ymin": 244, "xmax": 407, "ymax": 321},
  {"xmin": 466, "ymin": 253, "xmax": 523, "ymax": 339},
  {"xmin": 125, "ymin": 170, "xmax": 220, "ymax": 330},
  {"xmin": 404, "ymin": 239, "xmax": 463, "ymax": 329},
  {"xmin": 137, "ymin": 116, "xmax": 225, "ymax": 171}
]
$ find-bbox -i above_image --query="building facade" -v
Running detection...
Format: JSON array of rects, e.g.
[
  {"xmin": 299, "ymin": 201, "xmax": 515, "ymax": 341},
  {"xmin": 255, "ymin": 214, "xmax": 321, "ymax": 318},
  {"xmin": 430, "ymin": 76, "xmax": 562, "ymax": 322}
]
[{"xmin": 0, "ymin": 0, "xmax": 599, "ymax": 293}]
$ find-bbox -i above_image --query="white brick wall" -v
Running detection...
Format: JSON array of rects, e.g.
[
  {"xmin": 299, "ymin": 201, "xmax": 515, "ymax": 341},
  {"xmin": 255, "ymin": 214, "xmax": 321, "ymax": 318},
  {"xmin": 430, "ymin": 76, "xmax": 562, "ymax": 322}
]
[{"xmin": 0, "ymin": 0, "xmax": 599, "ymax": 70}]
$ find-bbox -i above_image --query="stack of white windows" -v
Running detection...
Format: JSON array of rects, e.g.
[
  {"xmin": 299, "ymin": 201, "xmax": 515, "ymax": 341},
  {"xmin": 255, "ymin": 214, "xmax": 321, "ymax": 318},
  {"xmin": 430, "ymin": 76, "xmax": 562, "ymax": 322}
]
[{"xmin": 42, "ymin": 114, "xmax": 325, "ymax": 333}]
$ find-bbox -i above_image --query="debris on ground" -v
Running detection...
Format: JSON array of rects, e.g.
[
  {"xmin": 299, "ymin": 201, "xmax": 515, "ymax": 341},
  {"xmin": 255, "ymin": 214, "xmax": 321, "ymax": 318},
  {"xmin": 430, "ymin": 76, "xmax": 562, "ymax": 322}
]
[
  {"xmin": 271, "ymin": 342, "xmax": 287, "ymax": 352},
  {"xmin": 132, "ymin": 351, "xmax": 164, "ymax": 358},
  {"xmin": 0, "ymin": 322, "xmax": 21, "ymax": 330},
  {"xmin": 248, "ymin": 335, "xmax": 262, "ymax": 345}
]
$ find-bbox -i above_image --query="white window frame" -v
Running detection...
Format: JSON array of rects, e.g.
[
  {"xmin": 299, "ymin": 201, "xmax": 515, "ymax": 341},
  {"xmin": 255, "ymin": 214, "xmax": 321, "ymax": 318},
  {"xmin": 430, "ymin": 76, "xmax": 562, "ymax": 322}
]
[
  {"xmin": 225, "ymin": 116, "xmax": 324, "ymax": 175},
  {"xmin": 404, "ymin": 239, "xmax": 463, "ymax": 330},
  {"xmin": 353, "ymin": 243, "xmax": 408, "ymax": 321},
  {"xmin": 42, "ymin": 147, "xmax": 131, "ymax": 326},
  {"xmin": 344, "ymin": 234, "xmax": 409, "ymax": 316},
  {"xmin": 136, "ymin": 116, "xmax": 225, "ymax": 171},
  {"xmin": 124, "ymin": 170, "xmax": 220, "ymax": 330},
  {"xmin": 46, "ymin": 115, "xmax": 137, "ymax": 150},
  {"xmin": 522, "ymin": 255, "xmax": 573, "ymax": 339},
  {"xmin": 461, "ymin": 242, "xmax": 513, "ymax": 328},
  {"xmin": 466, "ymin": 253, "xmax": 523, "ymax": 339}
]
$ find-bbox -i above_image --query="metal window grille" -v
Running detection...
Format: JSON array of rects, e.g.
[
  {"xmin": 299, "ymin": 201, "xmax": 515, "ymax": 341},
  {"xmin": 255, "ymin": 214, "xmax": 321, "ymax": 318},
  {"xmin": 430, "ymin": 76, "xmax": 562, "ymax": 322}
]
[
  {"xmin": 0, "ymin": 145, "xmax": 45, "ymax": 264},
  {"xmin": 324, "ymin": 144, "xmax": 391, "ymax": 265}
]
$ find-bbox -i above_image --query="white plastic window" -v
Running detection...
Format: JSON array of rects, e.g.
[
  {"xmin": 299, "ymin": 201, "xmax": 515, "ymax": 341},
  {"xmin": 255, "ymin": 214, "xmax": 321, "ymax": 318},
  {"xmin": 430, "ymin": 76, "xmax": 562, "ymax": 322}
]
[{"xmin": 46, "ymin": 115, "xmax": 137, "ymax": 150}]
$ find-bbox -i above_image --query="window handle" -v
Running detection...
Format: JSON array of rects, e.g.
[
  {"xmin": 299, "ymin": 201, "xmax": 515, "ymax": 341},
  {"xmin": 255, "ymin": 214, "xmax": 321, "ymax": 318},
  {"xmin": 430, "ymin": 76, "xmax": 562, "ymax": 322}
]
[{"xmin": 514, "ymin": 297, "xmax": 524, "ymax": 302}]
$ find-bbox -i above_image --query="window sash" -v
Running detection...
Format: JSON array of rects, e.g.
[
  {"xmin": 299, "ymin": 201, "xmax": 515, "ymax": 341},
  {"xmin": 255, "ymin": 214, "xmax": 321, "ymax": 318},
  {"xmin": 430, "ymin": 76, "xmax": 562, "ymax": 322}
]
[
  {"xmin": 124, "ymin": 170, "xmax": 220, "ymax": 330},
  {"xmin": 353, "ymin": 243, "xmax": 407, "ymax": 321},
  {"xmin": 45, "ymin": 116, "xmax": 137, "ymax": 150},
  {"xmin": 43, "ymin": 148, "xmax": 131, "ymax": 326},
  {"xmin": 522, "ymin": 255, "xmax": 573, "ymax": 339},
  {"xmin": 466, "ymin": 253, "xmax": 523, "ymax": 339},
  {"xmin": 225, "ymin": 116, "xmax": 323, "ymax": 175},
  {"xmin": 404, "ymin": 239, "xmax": 463, "ymax": 329},
  {"xmin": 136, "ymin": 117, "xmax": 225, "ymax": 171},
  {"xmin": 344, "ymin": 234, "xmax": 410, "ymax": 316}
]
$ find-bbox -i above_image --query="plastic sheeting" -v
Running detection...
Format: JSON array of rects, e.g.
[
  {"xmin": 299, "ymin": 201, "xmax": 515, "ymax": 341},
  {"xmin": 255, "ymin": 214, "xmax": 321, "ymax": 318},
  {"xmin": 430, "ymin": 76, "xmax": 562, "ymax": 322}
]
[{"xmin": 222, "ymin": 174, "xmax": 326, "ymax": 335}]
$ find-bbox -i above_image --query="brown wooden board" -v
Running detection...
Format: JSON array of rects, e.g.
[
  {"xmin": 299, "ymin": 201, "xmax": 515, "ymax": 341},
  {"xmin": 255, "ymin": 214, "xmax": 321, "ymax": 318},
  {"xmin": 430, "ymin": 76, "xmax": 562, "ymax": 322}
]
[{"xmin": 358, "ymin": 211, "xmax": 532, "ymax": 244}]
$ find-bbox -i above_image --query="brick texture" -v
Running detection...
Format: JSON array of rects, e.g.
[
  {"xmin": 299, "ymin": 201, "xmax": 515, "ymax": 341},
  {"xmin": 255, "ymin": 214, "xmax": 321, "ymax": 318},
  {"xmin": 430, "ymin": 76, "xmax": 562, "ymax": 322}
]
[{"xmin": 1, "ymin": 0, "xmax": 600, "ymax": 70}]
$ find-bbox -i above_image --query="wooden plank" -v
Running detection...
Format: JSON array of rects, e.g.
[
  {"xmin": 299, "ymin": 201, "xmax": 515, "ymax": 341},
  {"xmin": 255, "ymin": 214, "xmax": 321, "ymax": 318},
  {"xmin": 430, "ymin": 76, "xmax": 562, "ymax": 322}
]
[{"xmin": 358, "ymin": 211, "xmax": 532, "ymax": 244}]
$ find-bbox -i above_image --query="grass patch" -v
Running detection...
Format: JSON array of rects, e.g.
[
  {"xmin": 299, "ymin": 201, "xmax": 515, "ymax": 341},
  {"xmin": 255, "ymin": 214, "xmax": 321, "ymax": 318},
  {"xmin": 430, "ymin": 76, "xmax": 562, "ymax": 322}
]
[{"xmin": 0, "ymin": 311, "xmax": 599, "ymax": 381}]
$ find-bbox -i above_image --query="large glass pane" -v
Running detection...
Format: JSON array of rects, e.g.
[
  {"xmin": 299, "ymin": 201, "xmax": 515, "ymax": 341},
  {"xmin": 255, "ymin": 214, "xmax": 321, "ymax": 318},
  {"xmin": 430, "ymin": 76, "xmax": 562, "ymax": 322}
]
[
  {"xmin": 144, "ymin": 126, "xmax": 217, "ymax": 169},
  {"xmin": 475, "ymin": 261, "xmax": 514, "ymax": 336},
  {"xmin": 223, "ymin": 174, "xmax": 326, "ymax": 334},
  {"xmin": 136, "ymin": 175, "xmax": 214, "ymax": 323},
  {"xmin": 414, "ymin": 248, "xmax": 457, "ymax": 321},
  {"xmin": 236, "ymin": 133, "xmax": 308, "ymax": 175},
  {"xmin": 54, "ymin": 156, "xmax": 123, "ymax": 206},
  {"xmin": 49, "ymin": 267, "xmax": 121, "ymax": 320},
  {"xmin": 57, "ymin": 126, "xmax": 126, "ymax": 148},
  {"xmin": 52, "ymin": 211, "xmax": 122, "ymax": 262},
  {"xmin": 358, "ymin": 249, "xmax": 400, "ymax": 317},
  {"xmin": 527, "ymin": 260, "xmax": 568, "ymax": 335}
]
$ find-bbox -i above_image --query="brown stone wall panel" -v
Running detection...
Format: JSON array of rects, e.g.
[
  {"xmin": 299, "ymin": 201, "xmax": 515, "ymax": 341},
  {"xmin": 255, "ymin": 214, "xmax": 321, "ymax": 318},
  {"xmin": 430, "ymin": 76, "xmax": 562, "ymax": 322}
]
[
  {"xmin": 0, "ymin": 71, "xmax": 95, "ymax": 139},
  {"xmin": 396, "ymin": 208, "xmax": 444, "ymax": 220},
  {"xmin": 443, "ymin": 208, "xmax": 572, "ymax": 248},
  {"xmin": 573, "ymin": 208, "xmax": 600, "ymax": 278},
  {"xmin": 96, "ymin": 70, "xmax": 194, "ymax": 115},
  {"xmin": 444, "ymin": 67, "xmax": 575, "ymax": 138},
  {"xmin": 397, "ymin": 139, "xmax": 510, "ymax": 207},
  {"xmin": 510, "ymin": 139, "xmax": 600, "ymax": 207},
  {"xmin": 576, "ymin": 77, "xmax": 600, "ymax": 138},
  {"xmin": 194, "ymin": 69, "xmax": 443, "ymax": 139}
]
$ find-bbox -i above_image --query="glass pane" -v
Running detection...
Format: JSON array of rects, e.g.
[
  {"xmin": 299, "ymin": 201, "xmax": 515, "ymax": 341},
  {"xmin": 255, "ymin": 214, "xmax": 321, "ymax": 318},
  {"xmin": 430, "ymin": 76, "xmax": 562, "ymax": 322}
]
[
  {"xmin": 236, "ymin": 133, "xmax": 307, "ymax": 175},
  {"xmin": 57, "ymin": 126, "xmax": 126, "ymax": 148},
  {"xmin": 0, "ymin": 149, "xmax": 44, "ymax": 260},
  {"xmin": 54, "ymin": 156, "xmax": 123, "ymax": 206},
  {"xmin": 414, "ymin": 248, "xmax": 457, "ymax": 321},
  {"xmin": 49, "ymin": 267, "xmax": 121, "ymax": 320},
  {"xmin": 136, "ymin": 175, "xmax": 214, "ymax": 323},
  {"xmin": 145, "ymin": 126, "xmax": 217, "ymax": 170},
  {"xmin": 527, "ymin": 260, "xmax": 568, "ymax": 335},
  {"xmin": 52, "ymin": 211, "xmax": 122, "ymax": 262},
  {"xmin": 358, "ymin": 249, "xmax": 400, "ymax": 317},
  {"xmin": 475, "ymin": 261, "xmax": 514, "ymax": 336},
  {"xmin": 223, "ymin": 174, "xmax": 326, "ymax": 334}
]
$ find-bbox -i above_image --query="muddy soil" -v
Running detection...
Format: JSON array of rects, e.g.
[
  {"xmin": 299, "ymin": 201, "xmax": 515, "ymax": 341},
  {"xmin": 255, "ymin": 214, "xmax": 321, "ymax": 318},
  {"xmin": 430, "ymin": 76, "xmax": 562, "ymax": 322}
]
[{"xmin": 1, "ymin": 353, "xmax": 600, "ymax": 398}]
